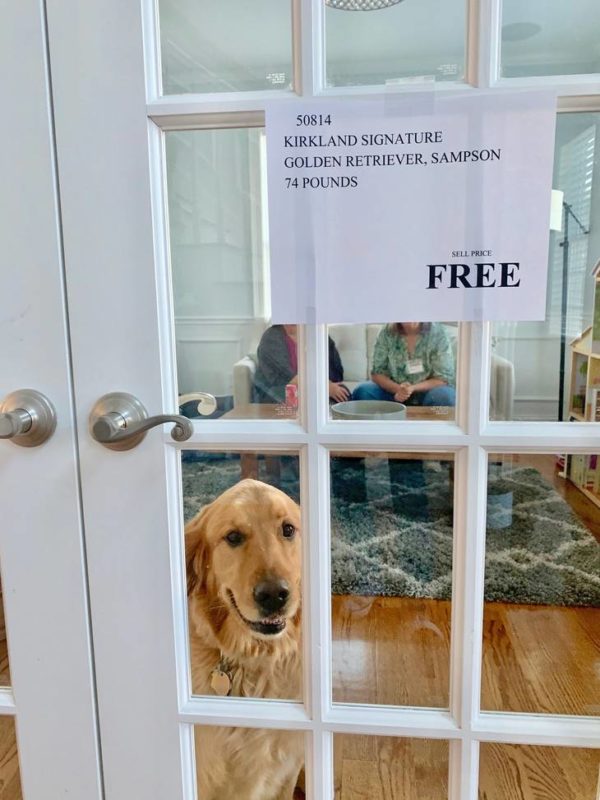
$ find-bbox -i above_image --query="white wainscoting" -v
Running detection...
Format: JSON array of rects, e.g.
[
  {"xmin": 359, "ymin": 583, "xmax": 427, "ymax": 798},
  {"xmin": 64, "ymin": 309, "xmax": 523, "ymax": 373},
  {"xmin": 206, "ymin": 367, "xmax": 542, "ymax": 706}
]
[
  {"xmin": 495, "ymin": 332, "xmax": 562, "ymax": 420},
  {"xmin": 175, "ymin": 317, "xmax": 265, "ymax": 397}
]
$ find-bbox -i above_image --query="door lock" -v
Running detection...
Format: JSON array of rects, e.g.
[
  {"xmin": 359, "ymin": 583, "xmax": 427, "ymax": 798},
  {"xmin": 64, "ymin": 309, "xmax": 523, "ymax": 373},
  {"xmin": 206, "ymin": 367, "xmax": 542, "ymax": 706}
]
[{"xmin": 0, "ymin": 389, "xmax": 57, "ymax": 447}]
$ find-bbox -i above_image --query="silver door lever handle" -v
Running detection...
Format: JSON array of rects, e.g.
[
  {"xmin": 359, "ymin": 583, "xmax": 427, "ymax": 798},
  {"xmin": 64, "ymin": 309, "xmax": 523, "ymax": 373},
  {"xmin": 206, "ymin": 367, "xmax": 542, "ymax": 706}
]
[
  {"xmin": 89, "ymin": 392, "xmax": 193, "ymax": 451},
  {"xmin": 0, "ymin": 389, "xmax": 57, "ymax": 447}
]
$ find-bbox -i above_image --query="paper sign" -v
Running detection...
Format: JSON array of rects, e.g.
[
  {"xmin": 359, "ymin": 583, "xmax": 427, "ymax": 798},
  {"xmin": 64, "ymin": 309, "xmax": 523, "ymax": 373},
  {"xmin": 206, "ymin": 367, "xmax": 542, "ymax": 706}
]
[{"xmin": 266, "ymin": 91, "xmax": 557, "ymax": 323}]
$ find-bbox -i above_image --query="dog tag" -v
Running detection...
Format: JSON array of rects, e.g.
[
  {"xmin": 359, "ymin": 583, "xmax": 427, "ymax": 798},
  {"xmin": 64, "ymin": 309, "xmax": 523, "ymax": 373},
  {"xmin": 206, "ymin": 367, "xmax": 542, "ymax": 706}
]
[{"xmin": 210, "ymin": 668, "xmax": 231, "ymax": 697}]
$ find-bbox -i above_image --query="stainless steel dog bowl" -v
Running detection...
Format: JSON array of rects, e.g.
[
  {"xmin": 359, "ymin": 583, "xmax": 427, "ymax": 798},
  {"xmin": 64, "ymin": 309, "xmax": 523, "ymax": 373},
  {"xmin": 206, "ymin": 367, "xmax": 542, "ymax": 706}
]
[{"xmin": 330, "ymin": 400, "xmax": 407, "ymax": 420}]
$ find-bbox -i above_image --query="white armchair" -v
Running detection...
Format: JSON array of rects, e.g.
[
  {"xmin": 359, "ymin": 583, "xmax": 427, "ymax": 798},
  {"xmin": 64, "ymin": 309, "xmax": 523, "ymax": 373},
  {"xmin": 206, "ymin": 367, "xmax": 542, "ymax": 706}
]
[{"xmin": 233, "ymin": 323, "xmax": 514, "ymax": 420}]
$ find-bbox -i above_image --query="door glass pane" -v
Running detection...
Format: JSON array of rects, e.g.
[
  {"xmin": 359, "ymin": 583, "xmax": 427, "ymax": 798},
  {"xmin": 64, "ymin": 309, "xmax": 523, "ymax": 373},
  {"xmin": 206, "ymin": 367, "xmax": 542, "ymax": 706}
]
[
  {"xmin": 0, "ymin": 591, "xmax": 10, "ymax": 688},
  {"xmin": 0, "ymin": 717, "xmax": 22, "ymax": 799},
  {"xmin": 490, "ymin": 112, "xmax": 599, "ymax": 421},
  {"xmin": 334, "ymin": 734, "xmax": 448, "ymax": 798},
  {"xmin": 328, "ymin": 323, "xmax": 458, "ymax": 422},
  {"xmin": 166, "ymin": 128, "xmax": 305, "ymax": 422},
  {"xmin": 159, "ymin": 0, "xmax": 293, "ymax": 94},
  {"xmin": 479, "ymin": 743, "xmax": 600, "ymax": 800},
  {"xmin": 325, "ymin": 0, "xmax": 465, "ymax": 88},
  {"xmin": 193, "ymin": 724, "xmax": 304, "ymax": 798},
  {"xmin": 331, "ymin": 452, "xmax": 454, "ymax": 707},
  {"xmin": 501, "ymin": 0, "xmax": 600, "ymax": 78},
  {"xmin": 481, "ymin": 453, "xmax": 600, "ymax": 715},
  {"xmin": 183, "ymin": 451, "xmax": 302, "ymax": 701}
]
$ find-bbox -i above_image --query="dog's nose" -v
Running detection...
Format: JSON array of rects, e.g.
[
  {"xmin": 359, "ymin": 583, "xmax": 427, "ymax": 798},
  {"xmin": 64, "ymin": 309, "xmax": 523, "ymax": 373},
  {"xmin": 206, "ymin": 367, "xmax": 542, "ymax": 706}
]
[{"xmin": 253, "ymin": 579, "xmax": 290, "ymax": 615}]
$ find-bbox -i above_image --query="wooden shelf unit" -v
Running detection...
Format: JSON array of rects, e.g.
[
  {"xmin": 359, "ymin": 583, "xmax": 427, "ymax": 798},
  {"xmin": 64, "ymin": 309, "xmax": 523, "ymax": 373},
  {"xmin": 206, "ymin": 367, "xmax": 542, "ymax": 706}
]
[
  {"xmin": 566, "ymin": 321, "xmax": 600, "ymax": 508},
  {"xmin": 567, "ymin": 326, "xmax": 600, "ymax": 421},
  {"xmin": 564, "ymin": 452, "xmax": 600, "ymax": 510}
]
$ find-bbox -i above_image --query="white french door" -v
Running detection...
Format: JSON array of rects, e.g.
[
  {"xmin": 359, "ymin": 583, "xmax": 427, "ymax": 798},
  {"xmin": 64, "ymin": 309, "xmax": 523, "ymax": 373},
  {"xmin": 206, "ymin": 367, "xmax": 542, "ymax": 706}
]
[
  {"xmin": 39, "ymin": 0, "xmax": 600, "ymax": 798},
  {"xmin": 0, "ymin": 2, "xmax": 103, "ymax": 797}
]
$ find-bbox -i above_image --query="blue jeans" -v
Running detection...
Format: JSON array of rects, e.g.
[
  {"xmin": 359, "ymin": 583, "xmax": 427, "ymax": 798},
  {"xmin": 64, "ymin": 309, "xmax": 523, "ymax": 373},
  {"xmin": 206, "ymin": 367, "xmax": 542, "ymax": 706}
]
[{"xmin": 352, "ymin": 381, "xmax": 456, "ymax": 407}]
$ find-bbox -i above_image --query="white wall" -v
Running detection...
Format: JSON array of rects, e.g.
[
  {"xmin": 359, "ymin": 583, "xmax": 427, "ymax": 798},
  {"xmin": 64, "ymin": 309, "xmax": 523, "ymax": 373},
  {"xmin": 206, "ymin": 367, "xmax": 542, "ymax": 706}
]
[
  {"xmin": 167, "ymin": 129, "xmax": 268, "ymax": 397},
  {"xmin": 494, "ymin": 113, "xmax": 600, "ymax": 421}
]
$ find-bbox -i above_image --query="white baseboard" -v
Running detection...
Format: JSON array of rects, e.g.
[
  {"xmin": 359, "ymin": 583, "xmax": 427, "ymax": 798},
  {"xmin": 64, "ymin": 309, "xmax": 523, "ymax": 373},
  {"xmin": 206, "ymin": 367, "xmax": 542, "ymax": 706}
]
[{"xmin": 513, "ymin": 397, "xmax": 559, "ymax": 421}]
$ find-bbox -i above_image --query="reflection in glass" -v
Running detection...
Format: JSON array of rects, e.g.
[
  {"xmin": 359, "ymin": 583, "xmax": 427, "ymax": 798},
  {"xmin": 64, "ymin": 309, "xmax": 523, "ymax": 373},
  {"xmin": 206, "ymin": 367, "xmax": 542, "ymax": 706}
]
[
  {"xmin": 166, "ymin": 129, "xmax": 302, "ymax": 422},
  {"xmin": 328, "ymin": 322, "xmax": 458, "ymax": 422},
  {"xmin": 0, "ymin": 717, "xmax": 22, "ymax": 799},
  {"xmin": 491, "ymin": 113, "xmax": 600, "ymax": 422},
  {"xmin": 331, "ymin": 453, "xmax": 453, "ymax": 707},
  {"xmin": 325, "ymin": 0, "xmax": 465, "ymax": 87},
  {"xmin": 482, "ymin": 453, "xmax": 600, "ymax": 715},
  {"xmin": 159, "ymin": 0, "xmax": 292, "ymax": 94},
  {"xmin": 501, "ymin": 0, "xmax": 600, "ymax": 78},
  {"xmin": 334, "ymin": 734, "xmax": 448, "ymax": 799},
  {"xmin": 479, "ymin": 743, "xmax": 600, "ymax": 800},
  {"xmin": 183, "ymin": 452, "xmax": 302, "ymax": 701},
  {"xmin": 194, "ymin": 725, "xmax": 304, "ymax": 799}
]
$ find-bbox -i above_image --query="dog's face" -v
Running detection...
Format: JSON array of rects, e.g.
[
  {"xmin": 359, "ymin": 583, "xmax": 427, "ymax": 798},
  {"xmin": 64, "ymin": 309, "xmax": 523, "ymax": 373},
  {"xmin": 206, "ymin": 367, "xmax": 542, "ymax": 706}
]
[{"xmin": 186, "ymin": 479, "xmax": 301, "ymax": 641}]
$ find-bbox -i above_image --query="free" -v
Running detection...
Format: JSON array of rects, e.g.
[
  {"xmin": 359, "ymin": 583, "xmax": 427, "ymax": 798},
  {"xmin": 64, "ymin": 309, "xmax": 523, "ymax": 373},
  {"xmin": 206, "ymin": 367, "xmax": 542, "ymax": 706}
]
[{"xmin": 426, "ymin": 262, "xmax": 520, "ymax": 289}]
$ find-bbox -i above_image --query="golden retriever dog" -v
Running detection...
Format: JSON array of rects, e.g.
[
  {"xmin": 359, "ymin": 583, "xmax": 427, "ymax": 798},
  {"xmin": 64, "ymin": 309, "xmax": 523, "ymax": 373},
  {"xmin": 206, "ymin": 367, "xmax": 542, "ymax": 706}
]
[{"xmin": 186, "ymin": 479, "xmax": 304, "ymax": 800}]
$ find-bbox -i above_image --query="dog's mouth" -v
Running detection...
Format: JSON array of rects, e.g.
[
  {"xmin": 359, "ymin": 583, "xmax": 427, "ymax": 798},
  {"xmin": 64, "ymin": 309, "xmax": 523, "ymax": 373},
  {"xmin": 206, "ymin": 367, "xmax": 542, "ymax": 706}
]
[{"xmin": 227, "ymin": 590, "xmax": 287, "ymax": 636}]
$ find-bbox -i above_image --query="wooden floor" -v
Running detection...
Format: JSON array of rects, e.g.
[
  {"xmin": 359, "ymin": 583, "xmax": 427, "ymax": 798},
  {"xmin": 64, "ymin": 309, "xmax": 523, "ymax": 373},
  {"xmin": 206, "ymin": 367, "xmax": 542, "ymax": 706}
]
[
  {"xmin": 0, "ymin": 719, "xmax": 20, "ymax": 800},
  {"xmin": 332, "ymin": 596, "xmax": 600, "ymax": 798},
  {"xmin": 331, "ymin": 453, "xmax": 600, "ymax": 798},
  {"xmin": 333, "ymin": 735, "xmax": 600, "ymax": 800},
  {"xmin": 0, "ymin": 599, "xmax": 20, "ymax": 800},
  {"xmin": 332, "ymin": 596, "xmax": 600, "ymax": 715}
]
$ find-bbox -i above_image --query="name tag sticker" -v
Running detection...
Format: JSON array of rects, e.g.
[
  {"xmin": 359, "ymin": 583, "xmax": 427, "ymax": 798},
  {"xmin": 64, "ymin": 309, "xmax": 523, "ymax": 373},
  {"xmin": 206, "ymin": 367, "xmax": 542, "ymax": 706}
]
[{"xmin": 407, "ymin": 359, "xmax": 424, "ymax": 375}]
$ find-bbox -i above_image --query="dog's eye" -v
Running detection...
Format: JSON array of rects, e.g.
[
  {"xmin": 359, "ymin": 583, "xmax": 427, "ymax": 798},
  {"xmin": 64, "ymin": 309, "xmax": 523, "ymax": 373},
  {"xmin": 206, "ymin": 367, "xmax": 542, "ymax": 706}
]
[
  {"xmin": 225, "ymin": 530, "xmax": 245, "ymax": 547},
  {"xmin": 282, "ymin": 523, "xmax": 296, "ymax": 540}
]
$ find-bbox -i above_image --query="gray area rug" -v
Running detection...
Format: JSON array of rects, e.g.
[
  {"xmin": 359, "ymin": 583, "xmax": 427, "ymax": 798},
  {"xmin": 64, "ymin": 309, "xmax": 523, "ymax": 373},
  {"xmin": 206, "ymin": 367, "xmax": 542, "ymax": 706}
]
[{"xmin": 181, "ymin": 458, "xmax": 600, "ymax": 607}]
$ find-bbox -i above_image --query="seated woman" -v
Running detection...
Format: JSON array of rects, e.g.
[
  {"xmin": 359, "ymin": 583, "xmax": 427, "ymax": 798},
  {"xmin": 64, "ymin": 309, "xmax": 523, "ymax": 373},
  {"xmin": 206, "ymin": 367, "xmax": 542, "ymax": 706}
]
[
  {"xmin": 253, "ymin": 324, "xmax": 349, "ymax": 403},
  {"xmin": 353, "ymin": 322, "xmax": 455, "ymax": 406}
]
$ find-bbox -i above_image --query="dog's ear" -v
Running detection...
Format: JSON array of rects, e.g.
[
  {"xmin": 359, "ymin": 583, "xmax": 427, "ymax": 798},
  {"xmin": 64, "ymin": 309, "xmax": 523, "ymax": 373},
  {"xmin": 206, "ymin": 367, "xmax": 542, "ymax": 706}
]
[{"xmin": 185, "ymin": 504, "xmax": 212, "ymax": 596}]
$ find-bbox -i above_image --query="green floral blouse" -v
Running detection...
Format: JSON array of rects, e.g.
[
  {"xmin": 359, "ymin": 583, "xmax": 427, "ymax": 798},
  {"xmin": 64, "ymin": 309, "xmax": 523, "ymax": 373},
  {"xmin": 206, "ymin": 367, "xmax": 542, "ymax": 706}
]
[{"xmin": 371, "ymin": 323, "xmax": 455, "ymax": 386}]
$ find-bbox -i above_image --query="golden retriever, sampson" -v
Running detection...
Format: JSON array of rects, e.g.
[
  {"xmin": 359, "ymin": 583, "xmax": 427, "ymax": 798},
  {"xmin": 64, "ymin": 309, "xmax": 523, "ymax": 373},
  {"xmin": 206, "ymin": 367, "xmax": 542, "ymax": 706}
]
[{"xmin": 186, "ymin": 479, "xmax": 304, "ymax": 800}]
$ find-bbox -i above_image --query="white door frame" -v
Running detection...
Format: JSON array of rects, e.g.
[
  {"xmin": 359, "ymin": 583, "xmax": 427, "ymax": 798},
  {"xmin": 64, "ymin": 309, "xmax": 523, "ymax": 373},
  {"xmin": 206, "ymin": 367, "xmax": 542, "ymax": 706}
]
[
  {"xmin": 0, "ymin": 2, "xmax": 103, "ymax": 797},
  {"xmin": 46, "ymin": 0, "xmax": 600, "ymax": 798}
]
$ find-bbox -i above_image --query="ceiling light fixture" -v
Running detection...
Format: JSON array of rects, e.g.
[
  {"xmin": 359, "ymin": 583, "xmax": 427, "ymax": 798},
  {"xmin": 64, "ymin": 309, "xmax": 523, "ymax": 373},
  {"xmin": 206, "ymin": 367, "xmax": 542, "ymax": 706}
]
[{"xmin": 325, "ymin": 0, "xmax": 404, "ymax": 10}]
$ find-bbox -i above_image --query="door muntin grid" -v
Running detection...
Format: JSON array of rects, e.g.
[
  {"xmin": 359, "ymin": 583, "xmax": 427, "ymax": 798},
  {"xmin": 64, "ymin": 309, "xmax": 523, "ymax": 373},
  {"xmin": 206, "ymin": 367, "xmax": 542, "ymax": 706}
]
[{"xmin": 144, "ymin": 2, "xmax": 600, "ymax": 798}]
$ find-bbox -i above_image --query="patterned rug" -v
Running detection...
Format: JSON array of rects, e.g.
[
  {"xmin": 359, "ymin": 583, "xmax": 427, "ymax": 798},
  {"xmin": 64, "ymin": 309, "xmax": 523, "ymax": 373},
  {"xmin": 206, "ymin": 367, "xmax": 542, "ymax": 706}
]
[{"xmin": 181, "ymin": 457, "xmax": 600, "ymax": 607}]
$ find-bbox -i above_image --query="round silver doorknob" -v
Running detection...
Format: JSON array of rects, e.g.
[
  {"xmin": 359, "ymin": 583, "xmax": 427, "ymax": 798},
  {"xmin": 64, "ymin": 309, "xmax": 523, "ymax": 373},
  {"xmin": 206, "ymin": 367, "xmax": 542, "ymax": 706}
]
[
  {"xmin": 89, "ymin": 392, "xmax": 194, "ymax": 451},
  {"xmin": 0, "ymin": 389, "xmax": 57, "ymax": 447}
]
